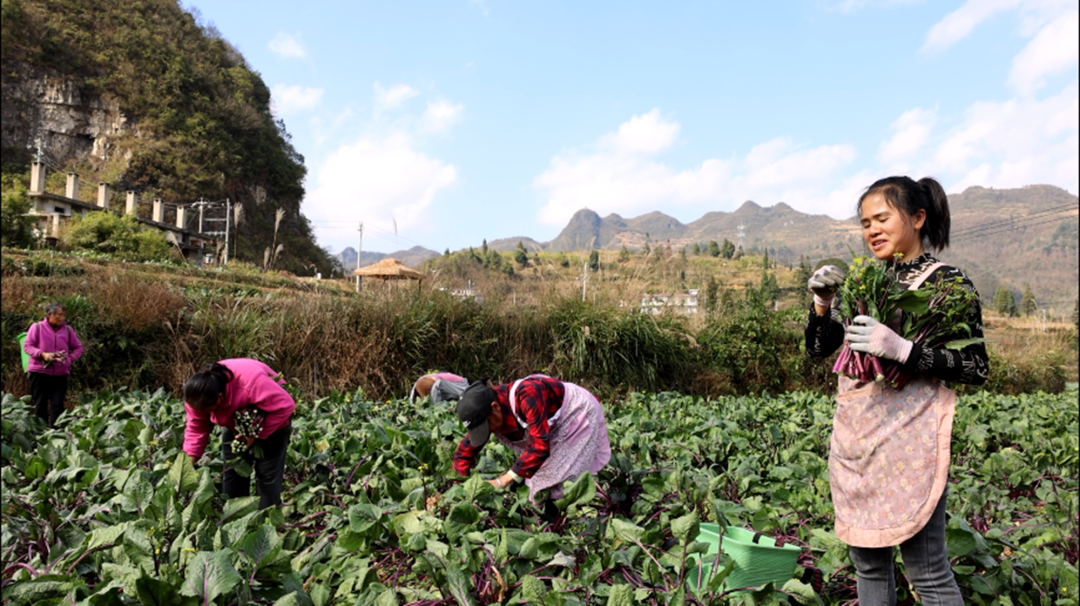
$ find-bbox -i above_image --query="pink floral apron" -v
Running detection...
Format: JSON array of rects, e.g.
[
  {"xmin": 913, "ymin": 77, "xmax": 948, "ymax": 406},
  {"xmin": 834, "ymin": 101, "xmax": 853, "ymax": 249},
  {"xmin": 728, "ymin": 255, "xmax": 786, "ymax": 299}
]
[
  {"xmin": 497, "ymin": 375, "xmax": 612, "ymax": 505},
  {"xmin": 830, "ymin": 263, "xmax": 956, "ymax": 548}
]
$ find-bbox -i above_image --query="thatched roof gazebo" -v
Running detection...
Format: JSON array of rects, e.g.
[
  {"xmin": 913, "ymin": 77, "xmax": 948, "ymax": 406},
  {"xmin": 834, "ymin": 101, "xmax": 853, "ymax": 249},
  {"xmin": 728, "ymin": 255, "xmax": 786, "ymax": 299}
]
[{"xmin": 352, "ymin": 258, "xmax": 424, "ymax": 291}]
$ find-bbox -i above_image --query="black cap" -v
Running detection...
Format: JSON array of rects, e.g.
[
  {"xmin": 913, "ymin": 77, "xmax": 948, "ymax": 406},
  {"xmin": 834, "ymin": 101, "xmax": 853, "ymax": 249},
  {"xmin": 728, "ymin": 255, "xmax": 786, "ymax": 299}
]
[{"xmin": 456, "ymin": 381, "xmax": 495, "ymax": 447}]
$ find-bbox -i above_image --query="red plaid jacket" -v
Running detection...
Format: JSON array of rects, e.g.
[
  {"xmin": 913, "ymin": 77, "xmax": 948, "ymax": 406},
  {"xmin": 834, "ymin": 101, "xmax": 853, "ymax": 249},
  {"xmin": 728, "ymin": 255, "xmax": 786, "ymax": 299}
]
[{"xmin": 452, "ymin": 376, "xmax": 565, "ymax": 479}]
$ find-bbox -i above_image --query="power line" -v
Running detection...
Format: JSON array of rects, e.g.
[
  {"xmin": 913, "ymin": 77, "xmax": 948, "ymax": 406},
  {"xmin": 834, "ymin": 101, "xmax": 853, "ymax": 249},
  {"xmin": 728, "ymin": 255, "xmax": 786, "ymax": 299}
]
[
  {"xmin": 952, "ymin": 212, "xmax": 1077, "ymax": 244},
  {"xmin": 951, "ymin": 204, "xmax": 1077, "ymax": 238}
]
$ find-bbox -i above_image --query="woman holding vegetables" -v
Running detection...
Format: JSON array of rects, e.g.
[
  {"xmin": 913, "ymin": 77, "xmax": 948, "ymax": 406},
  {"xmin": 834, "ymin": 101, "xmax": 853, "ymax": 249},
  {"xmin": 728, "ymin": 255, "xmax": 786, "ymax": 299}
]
[
  {"xmin": 183, "ymin": 359, "xmax": 296, "ymax": 510},
  {"xmin": 806, "ymin": 176, "xmax": 988, "ymax": 605},
  {"xmin": 452, "ymin": 375, "xmax": 611, "ymax": 521}
]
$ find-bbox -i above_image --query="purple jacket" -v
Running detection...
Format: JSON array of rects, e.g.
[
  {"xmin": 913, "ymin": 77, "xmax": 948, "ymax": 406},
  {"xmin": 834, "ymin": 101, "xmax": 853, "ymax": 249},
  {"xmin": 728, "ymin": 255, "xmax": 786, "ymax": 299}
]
[{"xmin": 23, "ymin": 319, "xmax": 84, "ymax": 376}]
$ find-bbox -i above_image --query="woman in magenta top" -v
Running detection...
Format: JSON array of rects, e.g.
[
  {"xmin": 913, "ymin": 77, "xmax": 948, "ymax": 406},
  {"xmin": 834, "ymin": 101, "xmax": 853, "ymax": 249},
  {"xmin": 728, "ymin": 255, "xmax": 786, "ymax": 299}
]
[
  {"xmin": 23, "ymin": 302, "xmax": 84, "ymax": 427},
  {"xmin": 183, "ymin": 358, "xmax": 295, "ymax": 509}
]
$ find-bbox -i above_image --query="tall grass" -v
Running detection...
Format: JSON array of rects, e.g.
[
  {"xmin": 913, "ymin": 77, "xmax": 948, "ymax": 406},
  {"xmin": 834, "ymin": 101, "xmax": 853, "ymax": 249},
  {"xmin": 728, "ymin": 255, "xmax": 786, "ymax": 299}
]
[{"xmin": 2, "ymin": 251, "xmax": 1073, "ymax": 401}]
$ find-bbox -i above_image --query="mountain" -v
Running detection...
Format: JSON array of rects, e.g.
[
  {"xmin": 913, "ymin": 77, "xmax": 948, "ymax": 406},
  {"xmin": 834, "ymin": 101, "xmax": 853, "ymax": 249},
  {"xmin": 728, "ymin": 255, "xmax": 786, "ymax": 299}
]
[
  {"xmin": 0, "ymin": 0, "xmax": 334, "ymax": 275},
  {"xmin": 488, "ymin": 237, "xmax": 545, "ymax": 252},
  {"xmin": 337, "ymin": 245, "xmax": 439, "ymax": 270},
  {"xmin": 486, "ymin": 185, "xmax": 1077, "ymax": 306}
]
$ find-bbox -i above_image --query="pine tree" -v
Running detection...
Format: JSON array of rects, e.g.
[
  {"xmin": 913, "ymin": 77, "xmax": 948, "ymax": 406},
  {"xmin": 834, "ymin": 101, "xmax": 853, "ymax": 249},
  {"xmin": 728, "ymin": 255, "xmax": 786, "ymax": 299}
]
[
  {"xmin": 796, "ymin": 256, "xmax": 813, "ymax": 308},
  {"xmin": 1021, "ymin": 284, "xmax": 1038, "ymax": 317},
  {"xmin": 514, "ymin": 241, "xmax": 529, "ymax": 267},
  {"xmin": 588, "ymin": 249, "xmax": 600, "ymax": 272},
  {"xmin": 763, "ymin": 249, "xmax": 769, "ymax": 269},
  {"xmin": 705, "ymin": 276, "xmax": 719, "ymax": 312},
  {"xmin": 617, "ymin": 246, "xmax": 631, "ymax": 263},
  {"xmin": 720, "ymin": 239, "xmax": 735, "ymax": 259},
  {"xmin": 992, "ymin": 286, "xmax": 1018, "ymax": 317},
  {"xmin": 691, "ymin": 242, "xmax": 701, "ymax": 256},
  {"xmin": 708, "ymin": 240, "xmax": 720, "ymax": 257}
]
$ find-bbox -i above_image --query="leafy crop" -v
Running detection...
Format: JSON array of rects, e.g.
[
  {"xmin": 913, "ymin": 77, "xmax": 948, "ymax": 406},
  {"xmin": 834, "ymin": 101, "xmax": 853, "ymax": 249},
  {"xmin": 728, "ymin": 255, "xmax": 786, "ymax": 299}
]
[{"xmin": 1, "ymin": 387, "xmax": 1076, "ymax": 605}]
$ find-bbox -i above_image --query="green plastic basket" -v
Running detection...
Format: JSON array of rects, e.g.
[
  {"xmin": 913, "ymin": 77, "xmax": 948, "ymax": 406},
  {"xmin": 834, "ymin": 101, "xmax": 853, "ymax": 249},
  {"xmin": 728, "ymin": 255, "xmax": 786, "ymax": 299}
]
[
  {"xmin": 17, "ymin": 332, "xmax": 29, "ymax": 372},
  {"xmin": 687, "ymin": 524, "xmax": 801, "ymax": 592}
]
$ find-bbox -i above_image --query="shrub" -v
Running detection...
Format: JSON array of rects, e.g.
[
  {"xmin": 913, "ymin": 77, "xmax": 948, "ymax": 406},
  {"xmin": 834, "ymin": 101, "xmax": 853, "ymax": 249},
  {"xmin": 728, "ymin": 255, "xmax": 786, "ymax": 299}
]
[
  {"xmin": 1, "ymin": 183, "xmax": 35, "ymax": 248},
  {"xmin": 64, "ymin": 212, "xmax": 177, "ymax": 262}
]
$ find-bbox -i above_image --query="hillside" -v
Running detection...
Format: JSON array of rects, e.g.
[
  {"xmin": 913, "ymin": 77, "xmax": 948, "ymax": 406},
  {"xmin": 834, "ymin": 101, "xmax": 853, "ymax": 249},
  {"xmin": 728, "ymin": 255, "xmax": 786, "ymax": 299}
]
[
  {"xmin": 493, "ymin": 185, "xmax": 1077, "ymax": 308},
  {"xmin": 0, "ymin": 0, "xmax": 334, "ymax": 275}
]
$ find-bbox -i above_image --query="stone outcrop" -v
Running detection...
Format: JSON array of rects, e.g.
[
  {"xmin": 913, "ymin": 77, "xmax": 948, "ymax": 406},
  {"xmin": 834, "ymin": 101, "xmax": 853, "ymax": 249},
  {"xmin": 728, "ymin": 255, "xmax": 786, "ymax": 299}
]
[{"xmin": 1, "ymin": 63, "xmax": 130, "ymax": 164}]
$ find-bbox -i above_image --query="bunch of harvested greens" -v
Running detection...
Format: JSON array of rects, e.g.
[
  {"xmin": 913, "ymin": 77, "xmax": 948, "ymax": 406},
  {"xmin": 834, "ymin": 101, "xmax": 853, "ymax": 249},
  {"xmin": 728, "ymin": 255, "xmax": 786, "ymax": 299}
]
[
  {"xmin": 231, "ymin": 406, "xmax": 266, "ymax": 453},
  {"xmin": 833, "ymin": 255, "xmax": 983, "ymax": 388}
]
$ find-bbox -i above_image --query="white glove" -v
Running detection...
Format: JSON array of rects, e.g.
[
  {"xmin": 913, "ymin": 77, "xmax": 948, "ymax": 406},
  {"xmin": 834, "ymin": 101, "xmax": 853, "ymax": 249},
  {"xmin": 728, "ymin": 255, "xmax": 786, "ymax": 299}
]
[
  {"xmin": 808, "ymin": 265, "xmax": 845, "ymax": 307},
  {"xmin": 845, "ymin": 315, "xmax": 913, "ymax": 363}
]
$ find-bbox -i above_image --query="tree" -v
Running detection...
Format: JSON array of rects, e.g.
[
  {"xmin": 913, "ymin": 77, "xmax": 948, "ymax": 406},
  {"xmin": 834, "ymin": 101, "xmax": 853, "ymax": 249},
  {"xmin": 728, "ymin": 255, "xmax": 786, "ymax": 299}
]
[
  {"xmin": 734, "ymin": 245, "xmax": 744, "ymax": 260},
  {"xmin": 481, "ymin": 239, "xmax": 488, "ymax": 256},
  {"xmin": 707, "ymin": 240, "xmax": 720, "ymax": 257},
  {"xmin": 617, "ymin": 246, "xmax": 631, "ymax": 263},
  {"xmin": 759, "ymin": 271, "xmax": 780, "ymax": 304},
  {"xmin": 588, "ymin": 249, "xmax": 600, "ymax": 272},
  {"xmin": 1, "ymin": 183, "xmax": 36, "ymax": 248},
  {"xmin": 705, "ymin": 276, "xmax": 719, "ymax": 312},
  {"xmin": 1073, "ymin": 297, "xmax": 1078, "ymax": 330},
  {"xmin": 763, "ymin": 249, "xmax": 769, "ymax": 269},
  {"xmin": 720, "ymin": 239, "xmax": 736, "ymax": 259},
  {"xmin": 795, "ymin": 256, "xmax": 813, "ymax": 308},
  {"xmin": 642, "ymin": 242, "xmax": 651, "ymax": 256},
  {"xmin": 1021, "ymin": 284, "xmax": 1038, "ymax": 317},
  {"xmin": 691, "ymin": 242, "xmax": 701, "ymax": 256},
  {"xmin": 514, "ymin": 241, "xmax": 529, "ymax": 267},
  {"xmin": 992, "ymin": 286, "xmax": 1018, "ymax": 317}
]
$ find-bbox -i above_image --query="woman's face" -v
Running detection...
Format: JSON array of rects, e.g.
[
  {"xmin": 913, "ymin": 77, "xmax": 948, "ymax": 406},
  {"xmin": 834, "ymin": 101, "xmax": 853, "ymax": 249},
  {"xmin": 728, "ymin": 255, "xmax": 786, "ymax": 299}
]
[
  {"xmin": 860, "ymin": 192, "xmax": 925, "ymax": 261},
  {"xmin": 46, "ymin": 309, "xmax": 66, "ymax": 328}
]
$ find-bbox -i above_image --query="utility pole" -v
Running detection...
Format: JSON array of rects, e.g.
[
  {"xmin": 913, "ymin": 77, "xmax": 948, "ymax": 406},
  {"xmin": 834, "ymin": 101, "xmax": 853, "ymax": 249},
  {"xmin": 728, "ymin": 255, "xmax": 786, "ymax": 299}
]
[
  {"xmin": 223, "ymin": 198, "xmax": 231, "ymax": 266},
  {"xmin": 355, "ymin": 222, "xmax": 363, "ymax": 293},
  {"xmin": 197, "ymin": 198, "xmax": 205, "ymax": 234}
]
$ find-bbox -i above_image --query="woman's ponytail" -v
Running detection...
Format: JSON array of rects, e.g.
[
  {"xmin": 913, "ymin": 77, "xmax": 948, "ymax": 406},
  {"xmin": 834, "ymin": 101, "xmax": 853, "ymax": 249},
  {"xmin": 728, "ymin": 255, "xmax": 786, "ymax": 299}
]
[
  {"xmin": 184, "ymin": 362, "xmax": 234, "ymax": 410},
  {"xmin": 917, "ymin": 177, "xmax": 950, "ymax": 252}
]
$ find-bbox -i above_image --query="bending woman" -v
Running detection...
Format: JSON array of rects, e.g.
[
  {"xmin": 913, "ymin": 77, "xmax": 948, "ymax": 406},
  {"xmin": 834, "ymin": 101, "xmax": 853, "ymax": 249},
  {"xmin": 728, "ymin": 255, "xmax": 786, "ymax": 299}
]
[
  {"xmin": 806, "ymin": 176, "xmax": 988, "ymax": 605},
  {"xmin": 183, "ymin": 359, "xmax": 296, "ymax": 509},
  {"xmin": 452, "ymin": 375, "xmax": 611, "ymax": 516},
  {"xmin": 410, "ymin": 371, "xmax": 469, "ymax": 403}
]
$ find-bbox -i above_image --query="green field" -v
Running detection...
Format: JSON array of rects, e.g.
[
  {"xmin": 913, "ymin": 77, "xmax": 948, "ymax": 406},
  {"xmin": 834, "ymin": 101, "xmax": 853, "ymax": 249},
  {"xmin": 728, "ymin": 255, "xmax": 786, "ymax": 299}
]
[{"xmin": 1, "ymin": 387, "xmax": 1076, "ymax": 605}]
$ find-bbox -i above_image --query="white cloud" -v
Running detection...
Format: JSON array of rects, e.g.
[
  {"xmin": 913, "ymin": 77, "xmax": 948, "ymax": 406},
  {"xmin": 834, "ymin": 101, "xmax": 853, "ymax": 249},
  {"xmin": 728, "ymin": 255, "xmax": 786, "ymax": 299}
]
[
  {"xmin": 878, "ymin": 107, "xmax": 937, "ymax": 169},
  {"xmin": 305, "ymin": 132, "xmax": 458, "ymax": 249},
  {"xmin": 601, "ymin": 109, "xmax": 680, "ymax": 154},
  {"xmin": 268, "ymin": 32, "xmax": 306, "ymax": 58},
  {"xmin": 933, "ymin": 83, "xmax": 1078, "ymax": 192},
  {"xmin": 421, "ymin": 100, "xmax": 464, "ymax": 133},
  {"xmin": 533, "ymin": 112, "xmax": 859, "ymax": 225},
  {"xmin": 923, "ymin": 0, "xmax": 1074, "ymax": 51},
  {"xmin": 270, "ymin": 84, "xmax": 324, "ymax": 114},
  {"xmin": 374, "ymin": 82, "xmax": 419, "ymax": 111},
  {"xmin": 1008, "ymin": 10, "xmax": 1079, "ymax": 95}
]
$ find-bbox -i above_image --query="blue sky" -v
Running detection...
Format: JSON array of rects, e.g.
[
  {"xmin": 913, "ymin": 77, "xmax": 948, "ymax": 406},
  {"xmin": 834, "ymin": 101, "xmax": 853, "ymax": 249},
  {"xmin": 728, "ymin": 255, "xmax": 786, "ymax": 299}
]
[{"xmin": 186, "ymin": 0, "xmax": 1078, "ymax": 255}]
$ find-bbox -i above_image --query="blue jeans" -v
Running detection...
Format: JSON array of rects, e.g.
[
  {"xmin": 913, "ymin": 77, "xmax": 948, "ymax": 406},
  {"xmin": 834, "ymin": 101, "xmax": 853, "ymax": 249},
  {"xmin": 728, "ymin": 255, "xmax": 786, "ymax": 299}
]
[{"xmin": 848, "ymin": 492, "xmax": 962, "ymax": 605}]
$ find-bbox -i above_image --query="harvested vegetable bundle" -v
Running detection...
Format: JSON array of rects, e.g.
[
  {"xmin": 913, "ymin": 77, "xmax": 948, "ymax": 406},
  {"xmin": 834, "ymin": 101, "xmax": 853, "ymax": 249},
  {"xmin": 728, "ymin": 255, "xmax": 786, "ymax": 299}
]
[
  {"xmin": 833, "ymin": 255, "xmax": 982, "ymax": 389},
  {"xmin": 231, "ymin": 406, "xmax": 266, "ymax": 453}
]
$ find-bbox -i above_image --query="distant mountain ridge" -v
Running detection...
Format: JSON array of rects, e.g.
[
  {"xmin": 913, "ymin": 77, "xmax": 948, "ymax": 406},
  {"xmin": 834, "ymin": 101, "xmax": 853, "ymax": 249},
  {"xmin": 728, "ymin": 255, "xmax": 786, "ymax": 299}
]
[
  {"xmin": 337, "ymin": 245, "xmax": 440, "ymax": 270},
  {"xmin": 486, "ymin": 184, "xmax": 1079, "ymax": 307}
]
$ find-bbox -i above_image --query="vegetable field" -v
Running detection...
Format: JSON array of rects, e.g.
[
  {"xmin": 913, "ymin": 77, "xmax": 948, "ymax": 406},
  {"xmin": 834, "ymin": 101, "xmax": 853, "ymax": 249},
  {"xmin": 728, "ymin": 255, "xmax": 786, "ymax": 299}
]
[{"xmin": 1, "ymin": 388, "xmax": 1077, "ymax": 605}]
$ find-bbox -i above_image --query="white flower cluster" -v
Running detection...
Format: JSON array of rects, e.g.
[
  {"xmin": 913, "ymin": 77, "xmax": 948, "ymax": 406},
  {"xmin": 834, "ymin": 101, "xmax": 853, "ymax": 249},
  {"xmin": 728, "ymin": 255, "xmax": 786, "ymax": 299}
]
[{"xmin": 232, "ymin": 407, "xmax": 266, "ymax": 454}]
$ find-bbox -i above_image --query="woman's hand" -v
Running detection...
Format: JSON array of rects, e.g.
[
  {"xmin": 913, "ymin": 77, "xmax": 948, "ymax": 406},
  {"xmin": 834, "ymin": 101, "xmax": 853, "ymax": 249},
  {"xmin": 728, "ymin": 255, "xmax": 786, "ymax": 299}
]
[
  {"xmin": 809, "ymin": 265, "xmax": 845, "ymax": 314},
  {"xmin": 243, "ymin": 436, "xmax": 256, "ymax": 448},
  {"xmin": 845, "ymin": 315, "xmax": 914, "ymax": 363}
]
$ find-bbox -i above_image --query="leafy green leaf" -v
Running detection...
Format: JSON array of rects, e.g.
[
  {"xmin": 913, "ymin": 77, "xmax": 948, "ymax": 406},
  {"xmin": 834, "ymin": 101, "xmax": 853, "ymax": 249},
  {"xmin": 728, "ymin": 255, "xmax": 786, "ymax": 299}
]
[
  {"xmin": 610, "ymin": 518, "xmax": 645, "ymax": 543},
  {"xmin": 168, "ymin": 452, "xmax": 199, "ymax": 494},
  {"xmin": 445, "ymin": 563, "xmax": 477, "ymax": 606},
  {"xmin": 670, "ymin": 511, "xmax": 699, "ymax": 544},
  {"xmin": 180, "ymin": 549, "xmax": 242, "ymax": 605},
  {"xmin": 237, "ymin": 524, "xmax": 282, "ymax": 570}
]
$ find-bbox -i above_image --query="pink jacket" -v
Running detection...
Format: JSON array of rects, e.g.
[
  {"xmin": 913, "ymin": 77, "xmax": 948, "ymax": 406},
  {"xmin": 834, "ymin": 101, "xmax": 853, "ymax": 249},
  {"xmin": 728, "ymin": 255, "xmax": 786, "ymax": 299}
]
[
  {"xmin": 23, "ymin": 319, "xmax": 84, "ymax": 376},
  {"xmin": 183, "ymin": 358, "xmax": 296, "ymax": 459}
]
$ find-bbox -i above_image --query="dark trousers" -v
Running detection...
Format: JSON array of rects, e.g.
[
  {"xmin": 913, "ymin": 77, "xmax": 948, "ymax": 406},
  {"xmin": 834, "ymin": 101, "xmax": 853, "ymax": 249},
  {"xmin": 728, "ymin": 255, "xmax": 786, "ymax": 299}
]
[
  {"xmin": 29, "ymin": 372, "xmax": 68, "ymax": 427},
  {"xmin": 222, "ymin": 422, "xmax": 291, "ymax": 510}
]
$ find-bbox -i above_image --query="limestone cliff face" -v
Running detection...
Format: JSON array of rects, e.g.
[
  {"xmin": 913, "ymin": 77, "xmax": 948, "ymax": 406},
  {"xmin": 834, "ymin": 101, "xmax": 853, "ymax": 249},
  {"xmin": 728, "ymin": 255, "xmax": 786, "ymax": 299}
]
[{"xmin": 1, "ymin": 63, "xmax": 131, "ymax": 164}]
